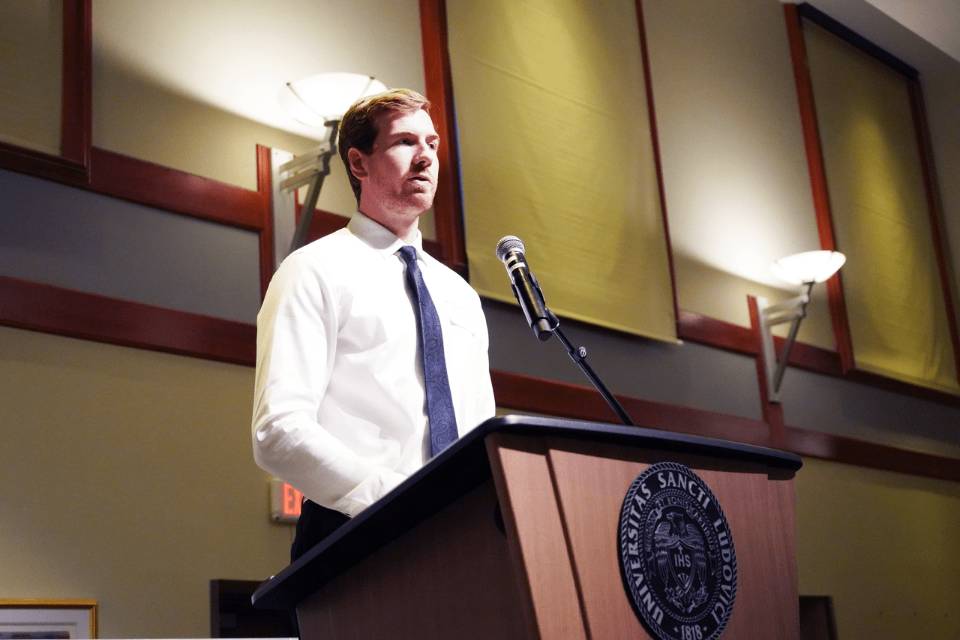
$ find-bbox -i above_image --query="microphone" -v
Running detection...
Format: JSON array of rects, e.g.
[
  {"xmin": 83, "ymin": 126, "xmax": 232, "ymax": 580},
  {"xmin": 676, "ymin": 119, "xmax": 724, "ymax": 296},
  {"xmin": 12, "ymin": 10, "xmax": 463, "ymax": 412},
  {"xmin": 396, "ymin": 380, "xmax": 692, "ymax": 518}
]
[{"xmin": 496, "ymin": 235, "xmax": 555, "ymax": 341}]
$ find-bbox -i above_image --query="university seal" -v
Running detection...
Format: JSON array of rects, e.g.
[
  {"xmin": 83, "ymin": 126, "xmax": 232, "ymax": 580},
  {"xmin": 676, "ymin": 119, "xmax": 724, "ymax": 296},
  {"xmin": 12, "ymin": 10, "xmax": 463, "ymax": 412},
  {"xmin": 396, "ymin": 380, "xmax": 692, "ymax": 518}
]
[{"xmin": 618, "ymin": 462, "xmax": 737, "ymax": 640}]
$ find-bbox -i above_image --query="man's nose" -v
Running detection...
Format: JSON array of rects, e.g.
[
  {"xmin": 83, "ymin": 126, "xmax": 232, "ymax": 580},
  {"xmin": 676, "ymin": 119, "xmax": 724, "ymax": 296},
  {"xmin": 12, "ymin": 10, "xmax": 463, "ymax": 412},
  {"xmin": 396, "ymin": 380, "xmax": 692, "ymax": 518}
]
[{"xmin": 414, "ymin": 144, "xmax": 435, "ymax": 167}]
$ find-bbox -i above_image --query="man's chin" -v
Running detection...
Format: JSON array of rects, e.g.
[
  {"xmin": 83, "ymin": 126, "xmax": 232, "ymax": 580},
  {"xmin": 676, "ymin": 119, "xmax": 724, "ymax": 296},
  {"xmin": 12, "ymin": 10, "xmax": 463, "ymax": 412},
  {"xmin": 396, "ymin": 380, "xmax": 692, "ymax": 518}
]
[{"xmin": 402, "ymin": 191, "xmax": 436, "ymax": 212}]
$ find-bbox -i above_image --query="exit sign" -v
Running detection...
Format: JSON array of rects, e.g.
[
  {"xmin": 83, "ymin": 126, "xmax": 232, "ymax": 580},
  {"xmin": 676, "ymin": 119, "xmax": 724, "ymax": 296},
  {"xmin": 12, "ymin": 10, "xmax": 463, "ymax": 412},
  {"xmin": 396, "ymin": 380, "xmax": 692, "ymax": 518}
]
[{"xmin": 269, "ymin": 478, "xmax": 302, "ymax": 523}]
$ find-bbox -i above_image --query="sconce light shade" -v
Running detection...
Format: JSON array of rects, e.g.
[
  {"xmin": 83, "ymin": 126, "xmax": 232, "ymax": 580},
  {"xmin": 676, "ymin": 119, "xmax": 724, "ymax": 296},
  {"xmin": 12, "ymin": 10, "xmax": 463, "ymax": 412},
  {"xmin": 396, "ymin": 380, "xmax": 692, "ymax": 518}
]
[
  {"xmin": 279, "ymin": 72, "xmax": 388, "ymax": 127},
  {"xmin": 771, "ymin": 250, "xmax": 846, "ymax": 285},
  {"xmin": 758, "ymin": 249, "xmax": 847, "ymax": 402}
]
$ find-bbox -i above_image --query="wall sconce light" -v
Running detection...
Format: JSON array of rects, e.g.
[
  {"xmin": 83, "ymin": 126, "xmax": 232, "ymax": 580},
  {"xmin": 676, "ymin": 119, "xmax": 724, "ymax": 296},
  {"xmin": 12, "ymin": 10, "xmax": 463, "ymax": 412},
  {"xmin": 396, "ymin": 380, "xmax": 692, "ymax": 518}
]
[
  {"xmin": 277, "ymin": 73, "xmax": 387, "ymax": 254},
  {"xmin": 758, "ymin": 250, "xmax": 846, "ymax": 402}
]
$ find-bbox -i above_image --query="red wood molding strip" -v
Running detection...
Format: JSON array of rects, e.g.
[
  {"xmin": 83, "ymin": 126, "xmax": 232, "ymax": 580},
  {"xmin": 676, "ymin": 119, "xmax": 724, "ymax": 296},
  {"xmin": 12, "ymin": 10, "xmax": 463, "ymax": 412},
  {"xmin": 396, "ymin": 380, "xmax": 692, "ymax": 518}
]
[
  {"xmin": 0, "ymin": 141, "xmax": 88, "ymax": 185},
  {"xmin": 61, "ymin": 0, "xmax": 91, "ymax": 167},
  {"xmin": 491, "ymin": 369, "xmax": 960, "ymax": 482},
  {"xmin": 89, "ymin": 147, "xmax": 264, "ymax": 231},
  {"xmin": 678, "ymin": 310, "xmax": 842, "ymax": 376},
  {"xmin": 419, "ymin": 0, "xmax": 467, "ymax": 274},
  {"xmin": 679, "ymin": 309, "xmax": 960, "ymax": 407},
  {"xmin": 0, "ymin": 276, "xmax": 255, "ymax": 366},
  {"xmin": 783, "ymin": 4, "xmax": 856, "ymax": 373},
  {"xmin": 492, "ymin": 370, "xmax": 770, "ymax": 446},
  {"xmin": 784, "ymin": 426, "xmax": 960, "ymax": 483},
  {"xmin": 908, "ymin": 84, "xmax": 960, "ymax": 384},
  {"xmin": 677, "ymin": 310, "xmax": 757, "ymax": 356},
  {"xmin": 256, "ymin": 145, "xmax": 275, "ymax": 299},
  {"xmin": 635, "ymin": 0, "xmax": 681, "ymax": 329}
]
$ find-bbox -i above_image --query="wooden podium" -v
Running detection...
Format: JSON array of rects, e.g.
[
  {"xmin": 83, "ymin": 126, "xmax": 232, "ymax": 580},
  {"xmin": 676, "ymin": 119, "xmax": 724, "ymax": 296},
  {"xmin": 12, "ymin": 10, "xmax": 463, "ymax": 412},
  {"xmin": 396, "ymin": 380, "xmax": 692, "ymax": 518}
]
[{"xmin": 252, "ymin": 416, "xmax": 802, "ymax": 639}]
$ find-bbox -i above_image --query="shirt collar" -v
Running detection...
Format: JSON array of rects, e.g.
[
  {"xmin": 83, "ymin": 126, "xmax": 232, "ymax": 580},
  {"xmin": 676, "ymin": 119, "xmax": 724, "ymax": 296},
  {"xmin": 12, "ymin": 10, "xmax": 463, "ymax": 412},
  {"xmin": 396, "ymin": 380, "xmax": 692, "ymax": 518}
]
[{"xmin": 348, "ymin": 211, "xmax": 424, "ymax": 258}]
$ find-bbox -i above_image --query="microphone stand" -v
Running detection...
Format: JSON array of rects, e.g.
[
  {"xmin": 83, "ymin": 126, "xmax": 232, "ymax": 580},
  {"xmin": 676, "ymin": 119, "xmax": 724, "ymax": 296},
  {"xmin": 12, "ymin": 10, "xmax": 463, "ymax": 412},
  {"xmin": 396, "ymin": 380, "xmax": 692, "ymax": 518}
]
[{"xmin": 544, "ymin": 313, "xmax": 635, "ymax": 427}]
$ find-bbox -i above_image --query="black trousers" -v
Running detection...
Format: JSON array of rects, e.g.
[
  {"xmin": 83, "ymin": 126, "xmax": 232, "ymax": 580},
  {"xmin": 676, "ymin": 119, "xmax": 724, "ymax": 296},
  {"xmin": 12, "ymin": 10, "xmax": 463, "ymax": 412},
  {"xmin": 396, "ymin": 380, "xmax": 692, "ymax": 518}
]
[{"xmin": 291, "ymin": 499, "xmax": 350, "ymax": 562}]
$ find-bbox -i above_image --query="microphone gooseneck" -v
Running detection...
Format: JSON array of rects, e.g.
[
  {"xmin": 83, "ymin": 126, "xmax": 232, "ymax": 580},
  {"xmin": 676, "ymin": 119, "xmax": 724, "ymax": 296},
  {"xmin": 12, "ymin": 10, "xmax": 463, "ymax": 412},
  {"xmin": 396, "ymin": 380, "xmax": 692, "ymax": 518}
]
[{"xmin": 494, "ymin": 235, "xmax": 635, "ymax": 426}]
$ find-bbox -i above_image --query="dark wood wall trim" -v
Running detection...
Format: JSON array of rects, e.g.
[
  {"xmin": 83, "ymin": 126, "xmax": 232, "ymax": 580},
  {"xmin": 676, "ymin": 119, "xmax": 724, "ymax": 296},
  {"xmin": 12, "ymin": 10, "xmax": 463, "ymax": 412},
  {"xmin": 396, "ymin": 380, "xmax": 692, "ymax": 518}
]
[
  {"xmin": 492, "ymin": 370, "xmax": 770, "ymax": 446},
  {"xmin": 3, "ymin": 144, "xmax": 267, "ymax": 233},
  {"xmin": 89, "ymin": 148, "xmax": 265, "ymax": 230},
  {"xmin": 491, "ymin": 370, "xmax": 960, "ymax": 483},
  {"xmin": 783, "ymin": 3, "xmax": 855, "ymax": 373},
  {"xmin": 677, "ymin": 310, "xmax": 960, "ymax": 408},
  {"xmin": 0, "ymin": 276, "xmax": 255, "ymax": 366},
  {"xmin": 634, "ymin": 0, "xmax": 681, "ymax": 331},
  {"xmin": 256, "ymin": 145, "xmax": 275, "ymax": 298},
  {"xmin": 419, "ymin": 0, "xmax": 467, "ymax": 274},
  {"xmin": 0, "ymin": 141, "xmax": 87, "ymax": 185},
  {"xmin": 678, "ymin": 310, "xmax": 842, "ymax": 376},
  {"xmin": 61, "ymin": 0, "xmax": 92, "ymax": 167},
  {"xmin": 677, "ymin": 311, "xmax": 757, "ymax": 358},
  {"xmin": 678, "ymin": 312, "xmax": 844, "ymax": 378},
  {"xmin": 908, "ymin": 84, "xmax": 960, "ymax": 383},
  {"xmin": 783, "ymin": 427, "xmax": 959, "ymax": 482}
]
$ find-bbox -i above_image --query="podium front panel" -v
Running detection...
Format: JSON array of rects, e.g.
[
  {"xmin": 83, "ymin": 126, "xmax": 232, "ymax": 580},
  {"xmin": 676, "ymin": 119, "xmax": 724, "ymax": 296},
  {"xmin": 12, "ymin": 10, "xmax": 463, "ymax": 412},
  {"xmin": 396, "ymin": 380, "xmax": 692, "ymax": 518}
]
[{"xmin": 488, "ymin": 432, "xmax": 799, "ymax": 640}]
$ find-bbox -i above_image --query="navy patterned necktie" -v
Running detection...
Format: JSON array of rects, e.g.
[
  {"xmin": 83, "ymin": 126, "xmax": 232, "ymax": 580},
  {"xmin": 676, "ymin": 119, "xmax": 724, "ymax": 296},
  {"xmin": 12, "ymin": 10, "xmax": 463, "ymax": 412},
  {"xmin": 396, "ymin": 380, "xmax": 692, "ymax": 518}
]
[{"xmin": 398, "ymin": 246, "xmax": 458, "ymax": 456}]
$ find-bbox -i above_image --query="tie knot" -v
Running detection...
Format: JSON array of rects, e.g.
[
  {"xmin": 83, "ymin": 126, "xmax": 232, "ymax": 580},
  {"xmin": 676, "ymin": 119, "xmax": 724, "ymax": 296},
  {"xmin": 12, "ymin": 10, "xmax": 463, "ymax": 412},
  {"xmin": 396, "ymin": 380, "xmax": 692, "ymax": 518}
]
[{"xmin": 398, "ymin": 245, "xmax": 418, "ymax": 267}]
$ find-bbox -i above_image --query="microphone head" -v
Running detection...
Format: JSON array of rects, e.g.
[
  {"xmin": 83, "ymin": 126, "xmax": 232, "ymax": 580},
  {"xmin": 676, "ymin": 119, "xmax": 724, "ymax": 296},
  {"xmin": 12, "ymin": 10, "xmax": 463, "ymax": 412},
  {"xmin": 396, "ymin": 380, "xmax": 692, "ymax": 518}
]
[{"xmin": 496, "ymin": 235, "xmax": 525, "ymax": 262}]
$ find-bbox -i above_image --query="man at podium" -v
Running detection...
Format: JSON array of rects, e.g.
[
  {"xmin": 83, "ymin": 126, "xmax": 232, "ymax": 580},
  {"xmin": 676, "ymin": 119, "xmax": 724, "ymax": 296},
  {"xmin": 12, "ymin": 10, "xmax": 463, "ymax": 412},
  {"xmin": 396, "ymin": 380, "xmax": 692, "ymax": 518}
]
[{"xmin": 251, "ymin": 89, "xmax": 495, "ymax": 561}]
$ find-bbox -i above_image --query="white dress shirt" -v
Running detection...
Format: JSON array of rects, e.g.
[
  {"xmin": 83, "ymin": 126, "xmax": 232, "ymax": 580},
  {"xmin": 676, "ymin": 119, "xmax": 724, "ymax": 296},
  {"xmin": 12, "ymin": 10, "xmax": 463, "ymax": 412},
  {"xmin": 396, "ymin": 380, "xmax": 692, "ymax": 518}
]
[{"xmin": 252, "ymin": 212, "xmax": 495, "ymax": 517}]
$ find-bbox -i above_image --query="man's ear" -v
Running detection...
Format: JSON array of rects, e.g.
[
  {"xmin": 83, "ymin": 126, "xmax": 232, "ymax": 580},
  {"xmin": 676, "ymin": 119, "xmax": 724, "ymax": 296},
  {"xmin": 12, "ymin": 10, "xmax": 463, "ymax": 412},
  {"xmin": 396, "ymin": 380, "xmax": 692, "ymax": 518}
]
[{"xmin": 347, "ymin": 148, "xmax": 368, "ymax": 180}]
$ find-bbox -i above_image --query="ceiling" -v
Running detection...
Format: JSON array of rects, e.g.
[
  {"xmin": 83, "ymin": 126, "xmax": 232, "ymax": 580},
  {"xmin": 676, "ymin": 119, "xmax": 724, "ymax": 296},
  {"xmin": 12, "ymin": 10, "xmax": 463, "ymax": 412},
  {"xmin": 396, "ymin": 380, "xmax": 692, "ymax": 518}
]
[{"xmin": 865, "ymin": 0, "xmax": 960, "ymax": 62}]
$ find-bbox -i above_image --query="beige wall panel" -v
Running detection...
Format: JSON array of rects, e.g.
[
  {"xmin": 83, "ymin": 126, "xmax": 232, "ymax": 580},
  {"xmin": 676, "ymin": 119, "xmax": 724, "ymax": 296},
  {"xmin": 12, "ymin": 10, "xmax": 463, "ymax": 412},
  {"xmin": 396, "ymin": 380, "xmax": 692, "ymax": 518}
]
[
  {"xmin": 0, "ymin": 327, "xmax": 290, "ymax": 637},
  {"xmin": 0, "ymin": 1, "xmax": 62, "ymax": 155},
  {"xmin": 91, "ymin": 0, "xmax": 428, "ymax": 196},
  {"xmin": 92, "ymin": 51, "xmax": 318, "ymax": 191},
  {"xmin": 796, "ymin": 458, "xmax": 960, "ymax": 639},
  {"xmin": 644, "ymin": 0, "xmax": 835, "ymax": 348}
]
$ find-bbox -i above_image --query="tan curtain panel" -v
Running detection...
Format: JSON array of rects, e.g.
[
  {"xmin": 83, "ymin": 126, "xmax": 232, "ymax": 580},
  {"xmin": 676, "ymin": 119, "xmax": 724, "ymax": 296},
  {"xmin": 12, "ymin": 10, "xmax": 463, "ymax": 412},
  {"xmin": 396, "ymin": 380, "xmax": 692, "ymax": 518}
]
[
  {"xmin": 0, "ymin": 1, "xmax": 62, "ymax": 155},
  {"xmin": 805, "ymin": 23, "xmax": 960, "ymax": 393},
  {"xmin": 447, "ymin": 0, "xmax": 676, "ymax": 342}
]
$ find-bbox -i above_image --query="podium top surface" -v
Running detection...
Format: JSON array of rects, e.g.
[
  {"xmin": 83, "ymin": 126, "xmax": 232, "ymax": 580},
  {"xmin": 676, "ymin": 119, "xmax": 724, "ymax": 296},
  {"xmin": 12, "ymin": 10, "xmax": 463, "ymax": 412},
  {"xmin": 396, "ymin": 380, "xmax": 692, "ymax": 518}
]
[{"xmin": 251, "ymin": 415, "xmax": 801, "ymax": 610}]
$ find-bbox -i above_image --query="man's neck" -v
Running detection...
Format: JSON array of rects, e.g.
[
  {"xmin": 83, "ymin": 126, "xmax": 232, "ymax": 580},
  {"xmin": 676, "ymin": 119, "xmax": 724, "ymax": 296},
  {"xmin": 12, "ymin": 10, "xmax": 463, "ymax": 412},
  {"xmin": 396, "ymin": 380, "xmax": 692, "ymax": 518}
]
[{"xmin": 358, "ymin": 207, "xmax": 421, "ymax": 243}]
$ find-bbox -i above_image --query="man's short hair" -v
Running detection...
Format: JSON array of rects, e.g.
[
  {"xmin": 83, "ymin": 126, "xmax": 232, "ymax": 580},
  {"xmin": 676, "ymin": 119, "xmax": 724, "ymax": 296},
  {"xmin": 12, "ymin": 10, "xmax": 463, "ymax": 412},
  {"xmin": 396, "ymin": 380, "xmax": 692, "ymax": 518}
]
[{"xmin": 338, "ymin": 88, "xmax": 432, "ymax": 204}]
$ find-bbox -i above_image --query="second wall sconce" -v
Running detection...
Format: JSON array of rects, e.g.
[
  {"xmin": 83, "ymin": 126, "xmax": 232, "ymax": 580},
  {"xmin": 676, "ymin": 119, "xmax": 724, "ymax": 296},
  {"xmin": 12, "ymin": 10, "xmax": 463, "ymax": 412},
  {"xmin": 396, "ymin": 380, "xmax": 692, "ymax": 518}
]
[{"xmin": 758, "ymin": 250, "xmax": 846, "ymax": 402}]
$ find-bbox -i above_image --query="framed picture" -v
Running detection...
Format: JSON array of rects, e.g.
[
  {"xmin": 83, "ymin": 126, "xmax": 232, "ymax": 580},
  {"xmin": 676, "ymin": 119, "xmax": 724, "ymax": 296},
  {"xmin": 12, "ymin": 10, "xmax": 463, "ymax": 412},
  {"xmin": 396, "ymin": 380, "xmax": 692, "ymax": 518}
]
[{"xmin": 0, "ymin": 601, "xmax": 97, "ymax": 639}]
